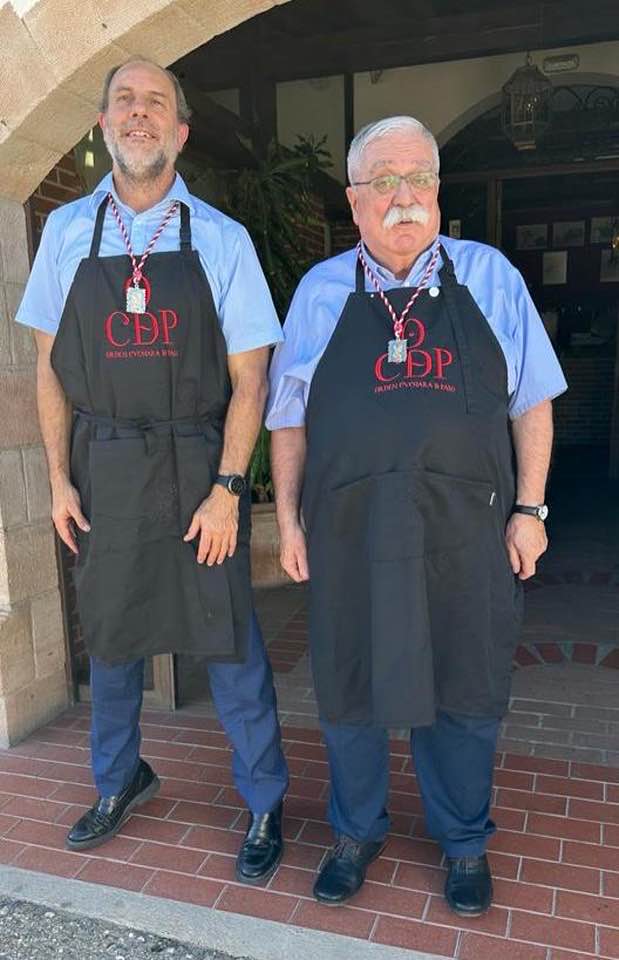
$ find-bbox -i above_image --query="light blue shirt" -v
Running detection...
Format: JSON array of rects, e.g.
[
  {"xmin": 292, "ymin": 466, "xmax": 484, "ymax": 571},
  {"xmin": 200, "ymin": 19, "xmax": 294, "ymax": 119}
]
[
  {"xmin": 15, "ymin": 172, "xmax": 283, "ymax": 355},
  {"xmin": 266, "ymin": 236, "xmax": 567, "ymax": 427}
]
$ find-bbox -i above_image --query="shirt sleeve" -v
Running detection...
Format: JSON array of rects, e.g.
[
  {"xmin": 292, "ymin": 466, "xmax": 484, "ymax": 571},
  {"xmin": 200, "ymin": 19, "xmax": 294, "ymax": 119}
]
[
  {"xmin": 265, "ymin": 274, "xmax": 323, "ymax": 430},
  {"xmin": 15, "ymin": 210, "xmax": 65, "ymax": 335},
  {"xmin": 506, "ymin": 266, "xmax": 568, "ymax": 419},
  {"xmin": 219, "ymin": 225, "xmax": 283, "ymax": 355}
]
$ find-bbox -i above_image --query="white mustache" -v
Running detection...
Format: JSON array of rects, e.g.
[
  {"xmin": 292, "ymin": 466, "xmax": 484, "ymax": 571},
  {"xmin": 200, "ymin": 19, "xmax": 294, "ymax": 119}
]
[{"xmin": 383, "ymin": 205, "xmax": 430, "ymax": 229}]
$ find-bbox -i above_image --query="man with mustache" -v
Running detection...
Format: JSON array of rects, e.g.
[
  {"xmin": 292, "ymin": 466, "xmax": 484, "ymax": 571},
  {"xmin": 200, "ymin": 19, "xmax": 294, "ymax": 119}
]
[
  {"xmin": 267, "ymin": 116, "xmax": 566, "ymax": 915},
  {"xmin": 15, "ymin": 58, "xmax": 288, "ymax": 881}
]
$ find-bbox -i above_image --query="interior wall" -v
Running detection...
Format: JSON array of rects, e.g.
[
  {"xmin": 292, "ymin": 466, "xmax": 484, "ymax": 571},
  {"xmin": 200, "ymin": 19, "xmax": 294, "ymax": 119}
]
[{"xmin": 276, "ymin": 74, "xmax": 346, "ymax": 182}]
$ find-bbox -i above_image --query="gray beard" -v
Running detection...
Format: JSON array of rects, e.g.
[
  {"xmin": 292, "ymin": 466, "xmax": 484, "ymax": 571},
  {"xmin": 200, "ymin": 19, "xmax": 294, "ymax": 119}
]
[{"xmin": 105, "ymin": 133, "xmax": 169, "ymax": 184}]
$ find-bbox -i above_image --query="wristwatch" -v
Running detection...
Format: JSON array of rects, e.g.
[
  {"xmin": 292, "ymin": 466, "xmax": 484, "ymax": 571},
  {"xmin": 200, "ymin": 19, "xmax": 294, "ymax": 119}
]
[
  {"xmin": 512, "ymin": 503, "xmax": 549, "ymax": 522},
  {"xmin": 215, "ymin": 474, "xmax": 247, "ymax": 496}
]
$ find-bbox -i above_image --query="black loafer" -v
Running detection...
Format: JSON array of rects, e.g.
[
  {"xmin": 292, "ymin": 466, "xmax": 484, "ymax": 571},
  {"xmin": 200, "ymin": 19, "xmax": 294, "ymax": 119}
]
[
  {"xmin": 235, "ymin": 801, "xmax": 284, "ymax": 884},
  {"xmin": 445, "ymin": 854, "xmax": 493, "ymax": 917},
  {"xmin": 313, "ymin": 836, "xmax": 386, "ymax": 905},
  {"xmin": 66, "ymin": 759, "xmax": 160, "ymax": 851}
]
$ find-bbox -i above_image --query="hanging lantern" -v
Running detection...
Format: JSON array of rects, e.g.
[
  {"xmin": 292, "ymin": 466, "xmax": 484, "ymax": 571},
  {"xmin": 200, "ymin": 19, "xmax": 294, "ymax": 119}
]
[{"xmin": 501, "ymin": 53, "xmax": 553, "ymax": 151}]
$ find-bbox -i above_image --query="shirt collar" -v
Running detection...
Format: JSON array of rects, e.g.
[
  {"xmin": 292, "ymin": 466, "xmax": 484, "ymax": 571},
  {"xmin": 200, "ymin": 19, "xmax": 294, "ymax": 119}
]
[
  {"xmin": 90, "ymin": 171, "xmax": 195, "ymax": 216},
  {"xmin": 360, "ymin": 237, "xmax": 442, "ymax": 287}
]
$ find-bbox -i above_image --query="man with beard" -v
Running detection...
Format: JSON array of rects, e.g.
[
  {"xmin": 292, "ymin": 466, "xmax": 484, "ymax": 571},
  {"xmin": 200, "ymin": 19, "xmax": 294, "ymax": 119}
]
[
  {"xmin": 15, "ymin": 59, "xmax": 288, "ymax": 881},
  {"xmin": 267, "ymin": 116, "xmax": 567, "ymax": 916}
]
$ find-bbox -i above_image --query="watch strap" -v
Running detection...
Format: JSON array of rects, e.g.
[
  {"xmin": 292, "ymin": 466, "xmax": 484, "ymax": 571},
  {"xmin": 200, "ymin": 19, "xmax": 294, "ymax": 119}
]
[{"xmin": 512, "ymin": 504, "xmax": 548, "ymax": 521}]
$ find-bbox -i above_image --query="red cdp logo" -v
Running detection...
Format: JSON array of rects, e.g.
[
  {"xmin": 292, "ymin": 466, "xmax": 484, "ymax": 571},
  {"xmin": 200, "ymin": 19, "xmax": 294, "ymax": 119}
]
[
  {"xmin": 104, "ymin": 276, "xmax": 179, "ymax": 347},
  {"xmin": 374, "ymin": 317, "xmax": 453, "ymax": 382}
]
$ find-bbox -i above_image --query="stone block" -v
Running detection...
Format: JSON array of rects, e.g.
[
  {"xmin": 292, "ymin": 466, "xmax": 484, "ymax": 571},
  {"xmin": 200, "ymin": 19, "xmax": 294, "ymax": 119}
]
[
  {"xmin": 31, "ymin": 588, "xmax": 66, "ymax": 680},
  {"xmin": 63, "ymin": 42, "xmax": 129, "ymax": 108},
  {"xmin": 94, "ymin": 0, "xmax": 176, "ymax": 33},
  {"xmin": 0, "ymin": 449, "xmax": 28, "ymax": 529},
  {"xmin": 5, "ymin": 282, "xmax": 34, "ymax": 366},
  {"xmin": 179, "ymin": 0, "xmax": 275, "ymax": 37},
  {"xmin": 0, "ymin": 668, "xmax": 68, "ymax": 747},
  {"xmin": 118, "ymin": 5, "xmax": 212, "ymax": 68},
  {"xmin": 23, "ymin": 444, "xmax": 52, "ymax": 523},
  {"xmin": 1, "ymin": 521, "xmax": 59, "ymax": 605},
  {"xmin": 16, "ymin": 85, "xmax": 97, "ymax": 157},
  {"xmin": 0, "ymin": 369, "xmax": 40, "ymax": 448},
  {"xmin": 0, "ymin": 606, "xmax": 35, "ymax": 696},
  {"xmin": 0, "ymin": 286, "xmax": 11, "ymax": 370},
  {"xmin": 23, "ymin": 0, "xmax": 111, "ymax": 87},
  {"xmin": 0, "ymin": 4, "xmax": 54, "ymax": 141},
  {"xmin": 0, "ymin": 199, "xmax": 30, "ymax": 285},
  {"xmin": 0, "ymin": 133, "xmax": 61, "ymax": 204}
]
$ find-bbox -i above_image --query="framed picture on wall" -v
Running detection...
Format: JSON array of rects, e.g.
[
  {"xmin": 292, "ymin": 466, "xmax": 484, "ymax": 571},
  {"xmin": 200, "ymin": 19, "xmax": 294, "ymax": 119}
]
[
  {"xmin": 543, "ymin": 251, "xmax": 568, "ymax": 285},
  {"xmin": 552, "ymin": 221, "xmax": 585, "ymax": 247},
  {"xmin": 600, "ymin": 250, "xmax": 619, "ymax": 282},
  {"xmin": 591, "ymin": 217, "xmax": 616, "ymax": 244},
  {"xmin": 516, "ymin": 224, "xmax": 548, "ymax": 250}
]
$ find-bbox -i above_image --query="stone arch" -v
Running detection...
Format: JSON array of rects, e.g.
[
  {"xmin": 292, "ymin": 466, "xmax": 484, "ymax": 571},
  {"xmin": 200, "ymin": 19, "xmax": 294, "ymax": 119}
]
[
  {"xmin": 436, "ymin": 70, "xmax": 619, "ymax": 149},
  {"xmin": 0, "ymin": 0, "xmax": 292, "ymax": 746},
  {"xmin": 0, "ymin": 0, "xmax": 291, "ymax": 203}
]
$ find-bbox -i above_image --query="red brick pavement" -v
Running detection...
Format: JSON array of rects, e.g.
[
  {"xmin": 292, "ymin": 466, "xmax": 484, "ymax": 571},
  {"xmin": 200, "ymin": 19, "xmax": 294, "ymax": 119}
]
[{"xmin": 1, "ymin": 706, "xmax": 618, "ymax": 959}]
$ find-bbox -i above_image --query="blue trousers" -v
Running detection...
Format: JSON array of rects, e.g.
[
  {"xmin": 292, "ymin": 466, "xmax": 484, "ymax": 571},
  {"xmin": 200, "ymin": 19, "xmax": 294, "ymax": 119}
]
[
  {"xmin": 90, "ymin": 609, "xmax": 289, "ymax": 812},
  {"xmin": 321, "ymin": 711, "xmax": 500, "ymax": 857}
]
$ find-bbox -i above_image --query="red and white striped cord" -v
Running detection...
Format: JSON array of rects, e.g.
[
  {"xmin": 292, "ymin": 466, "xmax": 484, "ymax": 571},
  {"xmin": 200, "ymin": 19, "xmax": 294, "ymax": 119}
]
[
  {"xmin": 357, "ymin": 240, "xmax": 440, "ymax": 340},
  {"xmin": 107, "ymin": 192, "xmax": 179, "ymax": 286}
]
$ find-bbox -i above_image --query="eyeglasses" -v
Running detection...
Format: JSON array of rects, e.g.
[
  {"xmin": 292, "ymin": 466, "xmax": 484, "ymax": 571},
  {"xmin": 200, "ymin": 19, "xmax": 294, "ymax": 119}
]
[{"xmin": 352, "ymin": 171, "xmax": 439, "ymax": 194}]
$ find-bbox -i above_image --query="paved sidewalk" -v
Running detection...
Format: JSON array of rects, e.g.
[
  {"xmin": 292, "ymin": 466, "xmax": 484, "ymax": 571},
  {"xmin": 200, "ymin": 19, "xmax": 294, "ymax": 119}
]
[{"xmin": 0, "ymin": 467, "xmax": 617, "ymax": 959}]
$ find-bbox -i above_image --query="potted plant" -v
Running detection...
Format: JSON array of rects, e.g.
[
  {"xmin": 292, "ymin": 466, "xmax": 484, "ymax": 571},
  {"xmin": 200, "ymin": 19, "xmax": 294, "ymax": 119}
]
[{"xmin": 222, "ymin": 137, "xmax": 331, "ymax": 585}]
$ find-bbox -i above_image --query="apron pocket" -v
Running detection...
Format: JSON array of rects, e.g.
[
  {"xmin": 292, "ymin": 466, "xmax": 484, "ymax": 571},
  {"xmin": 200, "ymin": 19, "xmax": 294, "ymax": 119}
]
[
  {"xmin": 329, "ymin": 470, "xmax": 422, "ymax": 561},
  {"xmin": 416, "ymin": 468, "xmax": 497, "ymax": 555},
  {"xmin": 89, "ymin": 436, "xmax": 181, "ymax": 552}
]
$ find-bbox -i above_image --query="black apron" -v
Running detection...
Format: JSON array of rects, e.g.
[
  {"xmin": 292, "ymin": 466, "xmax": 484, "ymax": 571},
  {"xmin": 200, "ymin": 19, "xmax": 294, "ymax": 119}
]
[
  {"xmin": 303, "ymin": 247, "xmax": 523, "ymax": 727},
  {"xmin": 50, "ymin": 197, "xmax": 251, "ymax": 665}
]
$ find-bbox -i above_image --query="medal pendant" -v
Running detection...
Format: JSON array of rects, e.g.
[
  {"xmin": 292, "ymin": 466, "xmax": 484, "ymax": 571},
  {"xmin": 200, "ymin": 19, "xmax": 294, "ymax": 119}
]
[
  {"xmin": 388, "ymin": 338, "xmax": 408, "ymax": 363},
  {"xmin": 126, "ymin": 284, "xmax": 146, "ymax": 314}
]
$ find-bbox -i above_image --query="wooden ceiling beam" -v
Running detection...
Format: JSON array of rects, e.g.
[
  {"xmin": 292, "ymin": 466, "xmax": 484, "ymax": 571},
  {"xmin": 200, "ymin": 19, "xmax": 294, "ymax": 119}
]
[{"xmin": 182, "ymin": 0, "xmax": 619, "ymax": 90}]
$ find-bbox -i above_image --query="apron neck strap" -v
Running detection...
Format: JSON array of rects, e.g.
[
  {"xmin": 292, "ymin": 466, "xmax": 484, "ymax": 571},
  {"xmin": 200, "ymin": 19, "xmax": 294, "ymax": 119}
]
[
  {"xmin": 89, "ymin": 197, "xmax": 193, "ymax": 259},
  {"xmin": 89, "ymin": 196, "xmax": 109, "ymax": 259},
  {"xmin": 355, "ymin": 254, "xmax": 365, "ymax": 293},
  {"xmin": 437, "ymin": 243, "xmax": 457, "ymax": 285},
  {"xmin": 179, "ymin": 202, "xmax": 192, "ymax": 252}
]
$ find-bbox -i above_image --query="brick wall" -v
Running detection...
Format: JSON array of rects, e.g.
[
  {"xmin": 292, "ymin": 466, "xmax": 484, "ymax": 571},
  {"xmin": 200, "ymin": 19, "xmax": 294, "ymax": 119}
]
[
  {"xmin": 554, "ymin": 356, "xmax": 615, "ymax": 446},
  {"xmin": 30, "ymin": 154, "xmax": 84, "ymax": 245}
]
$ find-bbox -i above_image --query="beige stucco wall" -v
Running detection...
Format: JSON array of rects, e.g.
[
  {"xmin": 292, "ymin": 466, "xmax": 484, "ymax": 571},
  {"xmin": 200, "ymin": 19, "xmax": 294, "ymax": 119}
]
[{"xmin": 0, "ymin": 0, "xmax": 290, "ymax": 746}]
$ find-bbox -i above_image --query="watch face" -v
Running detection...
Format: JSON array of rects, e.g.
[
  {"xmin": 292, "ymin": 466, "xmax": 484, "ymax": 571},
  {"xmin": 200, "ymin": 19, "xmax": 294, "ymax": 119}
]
[
  {"xmin": 537, "ymin": 505, "xmax": 549, "ymax": 521},
  {"xmin": 228, "ymin": 475, "xmax": 246, "ymax": 496}
]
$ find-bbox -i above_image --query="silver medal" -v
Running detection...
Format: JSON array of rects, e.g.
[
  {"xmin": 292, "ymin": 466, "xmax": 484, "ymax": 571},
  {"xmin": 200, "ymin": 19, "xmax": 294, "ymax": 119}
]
[
  {"xmin": 126, "ymin": 284, "xmax": 146, "ymax": 314},
  {"xmin": 387, "ymin": 338, "xmax": 408, "ymax": 363}
]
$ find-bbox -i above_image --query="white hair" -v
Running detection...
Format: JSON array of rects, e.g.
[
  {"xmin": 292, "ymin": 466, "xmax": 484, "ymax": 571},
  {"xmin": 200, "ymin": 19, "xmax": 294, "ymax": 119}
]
[{"xmin": 347, "ymin": 116, "xmax": 440, "ymax": 184}]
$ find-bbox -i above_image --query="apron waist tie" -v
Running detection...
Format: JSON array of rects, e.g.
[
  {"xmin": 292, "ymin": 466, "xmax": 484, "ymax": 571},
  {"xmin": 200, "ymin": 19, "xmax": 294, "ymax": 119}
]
[{"xmin": 73, "ymin": 408, "xmax": 220, "ymax": 454}]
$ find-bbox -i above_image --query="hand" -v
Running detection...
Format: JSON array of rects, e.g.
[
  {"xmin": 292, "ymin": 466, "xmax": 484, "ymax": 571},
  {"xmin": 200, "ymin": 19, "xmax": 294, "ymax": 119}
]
[
  {"xmin": 505, "ymin": 513, "xmax": 548, "ymax": 580},
  {"xmin": 279, "ymin": 521, "xmax": 309, "ymax": 582},
  {"xmin": 51, "ymin": 475, "xmax": 90, "ymax": 555},
  {"xmin": 183, "ymin": 485, "xmax": 239, "ymax": 566}
]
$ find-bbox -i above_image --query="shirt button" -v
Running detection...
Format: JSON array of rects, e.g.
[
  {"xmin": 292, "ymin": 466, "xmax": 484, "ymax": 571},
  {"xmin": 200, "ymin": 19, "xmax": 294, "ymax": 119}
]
[{"xmin": 429, "ymin": 286, "xmax": 440, "ymax": 298}]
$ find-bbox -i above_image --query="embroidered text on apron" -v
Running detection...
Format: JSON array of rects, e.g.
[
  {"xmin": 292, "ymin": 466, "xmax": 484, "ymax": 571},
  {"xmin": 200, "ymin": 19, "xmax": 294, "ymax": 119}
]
[
  {"xmin": 303, "ymin": 247, "xmax": 523, "ymax": 727},
  {"xmin": 50, "ymin": 197, "xmax": 251, "ymax": 664}
]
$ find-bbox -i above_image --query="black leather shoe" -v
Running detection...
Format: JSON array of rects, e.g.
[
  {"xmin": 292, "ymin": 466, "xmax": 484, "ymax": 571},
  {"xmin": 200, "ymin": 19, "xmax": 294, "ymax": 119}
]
[
  {"xmin": 313, "ymin": 836, "xmax": 386, "ymax": 905},
  {"xmin": 235, "ymin": 801, "xmax": 284, "ymax": 884},
  {"xmin": 445, "ymin": 854, "xmax": 493, "ymax": 917},
  {"xmin": 65, "ymin": 759, "xmax": 160, "ymax": 851}
]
